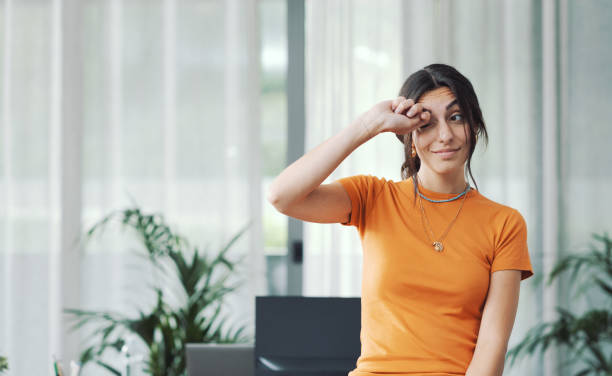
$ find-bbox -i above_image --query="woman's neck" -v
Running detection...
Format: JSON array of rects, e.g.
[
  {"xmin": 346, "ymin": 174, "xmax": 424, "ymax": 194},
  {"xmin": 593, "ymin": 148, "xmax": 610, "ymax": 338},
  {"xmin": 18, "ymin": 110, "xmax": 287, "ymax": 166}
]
[{"xmin": 416, "ymin": 169, "xmax": 468, "ymax": 194}]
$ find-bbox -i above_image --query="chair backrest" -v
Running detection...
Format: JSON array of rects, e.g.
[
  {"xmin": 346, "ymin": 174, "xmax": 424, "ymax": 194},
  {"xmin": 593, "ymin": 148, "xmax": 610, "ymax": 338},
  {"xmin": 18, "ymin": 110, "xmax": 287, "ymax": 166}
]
[{"xmin": 255, "ymin": 296, "xmax": 360, "ymax": 375}]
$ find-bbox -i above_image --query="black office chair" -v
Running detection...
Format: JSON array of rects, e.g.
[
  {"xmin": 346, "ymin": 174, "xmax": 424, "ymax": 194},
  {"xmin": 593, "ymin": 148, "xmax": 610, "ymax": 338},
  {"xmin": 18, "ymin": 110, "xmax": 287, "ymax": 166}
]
[{"xmin": 255, "ymin": 296, "xmax": 361, "ymax": 376}]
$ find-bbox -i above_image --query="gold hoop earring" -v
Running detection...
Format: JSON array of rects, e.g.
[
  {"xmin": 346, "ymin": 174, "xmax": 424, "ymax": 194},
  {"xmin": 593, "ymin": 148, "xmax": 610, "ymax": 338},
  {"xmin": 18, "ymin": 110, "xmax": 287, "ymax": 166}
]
[{"xmin": 411, "ymin": 145, "xmax": 416, "ymax": 157}]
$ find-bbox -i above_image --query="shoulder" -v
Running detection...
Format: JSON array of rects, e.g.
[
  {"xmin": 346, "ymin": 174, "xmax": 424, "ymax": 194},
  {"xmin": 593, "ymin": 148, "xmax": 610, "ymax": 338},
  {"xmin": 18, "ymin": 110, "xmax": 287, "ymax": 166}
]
[
  {"xmin": 468, "ymin": 190, "xmax": 525, "ymax": 219},
  {"xmin": 466, "ymin": 190, "xmax": 528, "ymax": 236},
  {"xmin": 336, "ymin": 174, "xmax": 390, "ymax": 185},
  {"xmin": 335, "ymin": 174, "xmax": 391, "ymax": 197},
  {"xmin": 473, "ymin": 191, "xmax": 527, "ymax": 239}
]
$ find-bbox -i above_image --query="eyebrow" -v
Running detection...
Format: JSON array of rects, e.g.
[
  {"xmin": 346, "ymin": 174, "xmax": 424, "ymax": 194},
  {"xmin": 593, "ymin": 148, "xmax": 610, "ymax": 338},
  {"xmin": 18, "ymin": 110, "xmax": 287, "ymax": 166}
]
[{"xmin": 422, "ymin": 99, "xmax": 459, "ymax": 114}]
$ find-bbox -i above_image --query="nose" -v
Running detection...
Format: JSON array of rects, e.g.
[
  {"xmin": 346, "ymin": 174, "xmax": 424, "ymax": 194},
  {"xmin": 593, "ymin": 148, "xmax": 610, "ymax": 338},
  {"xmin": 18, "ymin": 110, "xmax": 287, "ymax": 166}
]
[{"xmin": 437, "ymin": 119, "xmax": 454, "ymax": 143}]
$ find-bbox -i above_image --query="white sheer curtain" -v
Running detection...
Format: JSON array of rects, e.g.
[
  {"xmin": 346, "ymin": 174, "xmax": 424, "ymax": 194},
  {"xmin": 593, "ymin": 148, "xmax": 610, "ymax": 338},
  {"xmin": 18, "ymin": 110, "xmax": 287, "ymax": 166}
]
[
  {"xmin": 304, "ymin": 0, "xmax": 404, "ymax": 297},
  {"xmin": 0, "ymin": 0, "xmax": 265, "ymax": 375},
  {"xmin": 303, "ymin": 1, "xmax": 612, "ymax": 376}
]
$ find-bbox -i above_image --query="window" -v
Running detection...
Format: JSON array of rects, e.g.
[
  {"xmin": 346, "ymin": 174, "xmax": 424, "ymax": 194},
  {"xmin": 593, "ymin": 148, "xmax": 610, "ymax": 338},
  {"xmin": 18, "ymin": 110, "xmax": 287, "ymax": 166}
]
[{"xmin": 260, "ymin": 0, "xmax": 288, "ymax": 295}]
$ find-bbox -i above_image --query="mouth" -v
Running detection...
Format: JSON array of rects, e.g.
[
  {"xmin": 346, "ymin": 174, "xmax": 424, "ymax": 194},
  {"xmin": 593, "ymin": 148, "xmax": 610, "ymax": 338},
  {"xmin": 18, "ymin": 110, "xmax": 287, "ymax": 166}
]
[{"xmin": 433, "ymin": 148, "xmax": 460, "ymax": 158}]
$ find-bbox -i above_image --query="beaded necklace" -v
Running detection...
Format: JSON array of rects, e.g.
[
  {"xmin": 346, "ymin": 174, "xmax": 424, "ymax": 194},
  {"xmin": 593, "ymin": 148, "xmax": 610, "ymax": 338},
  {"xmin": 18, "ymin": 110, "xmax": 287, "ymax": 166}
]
[{"xmin": 418, "ymin": 183, "xmax": 471, "ymax": 203}]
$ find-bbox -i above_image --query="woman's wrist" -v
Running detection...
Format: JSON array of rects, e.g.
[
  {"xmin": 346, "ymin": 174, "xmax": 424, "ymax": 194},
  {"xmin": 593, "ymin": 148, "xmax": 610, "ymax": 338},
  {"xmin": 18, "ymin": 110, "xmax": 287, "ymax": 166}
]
[{"xmin": 352, "ymin": 110, "xmax": 384, "ymax": 143}]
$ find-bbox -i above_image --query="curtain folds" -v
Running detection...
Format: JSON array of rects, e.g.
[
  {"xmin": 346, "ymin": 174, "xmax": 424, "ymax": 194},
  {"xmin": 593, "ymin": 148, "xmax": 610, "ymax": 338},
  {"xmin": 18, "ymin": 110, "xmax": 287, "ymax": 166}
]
[{"xmin": 0, "ymin": 0, "xmax": 264, "ymax": 374}]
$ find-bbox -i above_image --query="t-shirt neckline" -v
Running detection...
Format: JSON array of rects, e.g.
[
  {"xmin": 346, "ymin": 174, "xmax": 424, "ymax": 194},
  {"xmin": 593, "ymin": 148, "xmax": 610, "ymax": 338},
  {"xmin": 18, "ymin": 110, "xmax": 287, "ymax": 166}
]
[{"xmin": 401, "ymin": 176, "xmax": 477, "ymax": 201}]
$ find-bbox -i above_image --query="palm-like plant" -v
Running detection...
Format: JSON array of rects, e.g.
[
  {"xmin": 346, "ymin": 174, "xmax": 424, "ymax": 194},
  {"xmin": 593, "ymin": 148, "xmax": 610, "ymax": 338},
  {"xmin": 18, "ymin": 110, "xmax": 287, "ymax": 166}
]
[
  {"xmin": 66, "ymin": 207, "xmax": 252, "ymax": 375},
  {"xmin": 0, "ymin": 356, "xmax": 8, "ymax": 373},
  {"xmin": 506, "ymin": 232, "xmax": 612, "ymax": 375}
]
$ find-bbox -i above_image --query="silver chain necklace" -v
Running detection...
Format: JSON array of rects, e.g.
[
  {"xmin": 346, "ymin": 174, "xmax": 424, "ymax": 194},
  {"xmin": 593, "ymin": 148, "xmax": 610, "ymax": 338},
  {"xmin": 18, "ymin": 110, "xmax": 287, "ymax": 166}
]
[{"xmin": 416, "ymin": 180, "xmax": 471, "ymax": 252}]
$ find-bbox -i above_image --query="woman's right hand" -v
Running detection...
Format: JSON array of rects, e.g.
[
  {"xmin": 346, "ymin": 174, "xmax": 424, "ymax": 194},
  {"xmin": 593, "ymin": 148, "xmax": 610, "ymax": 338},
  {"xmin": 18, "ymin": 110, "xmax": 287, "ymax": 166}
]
[
  {"xmin": 268, "ymin": 95, "xmax": 430, "ymax": 223},
  {"xmin": 360, "ymin": 96, "xmax": 431, "ymax": 139}
]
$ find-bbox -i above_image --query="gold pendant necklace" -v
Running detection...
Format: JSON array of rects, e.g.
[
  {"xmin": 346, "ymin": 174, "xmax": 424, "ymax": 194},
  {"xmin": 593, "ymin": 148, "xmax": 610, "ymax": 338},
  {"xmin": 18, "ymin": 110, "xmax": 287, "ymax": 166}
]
[{"xmin": 418, "ymin": 184, "xmax": 469, "ymax": 252}]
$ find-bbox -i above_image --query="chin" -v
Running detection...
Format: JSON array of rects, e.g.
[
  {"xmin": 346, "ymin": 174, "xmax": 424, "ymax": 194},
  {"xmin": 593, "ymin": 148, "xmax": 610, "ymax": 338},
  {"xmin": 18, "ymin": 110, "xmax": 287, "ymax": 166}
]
[
  {"xmin": 428, "ymin": 160, "xmax": 467, "ymax": 175},
  {"xmin": 433, "ymin": 167, "xmax": 462, "ymax": 175}
]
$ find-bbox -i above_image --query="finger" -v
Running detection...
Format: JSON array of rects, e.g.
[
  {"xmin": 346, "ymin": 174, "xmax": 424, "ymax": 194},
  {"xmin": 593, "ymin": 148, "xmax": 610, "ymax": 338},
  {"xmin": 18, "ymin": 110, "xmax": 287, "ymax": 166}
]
[
  {"xmin": 395, "ymin": 98, "xmax": 414, "ymax": 114},
  {"xmin": 395, "ymin": 110, "xmax": 430, "ymax": 134},
  {"xmin": 395, "ymin": 99, "xmax": 414, "ymax": 114},
  {"xmin": 406, "ymin": 103, "xmax": 423, "ymax": 118},
  {"xmin": 418, "ymin": 111, "xmax": 430, "ymax": 123},
  {"xmin": 392, "ymin": 96, "xmax": 406, "ymax": 112},
  {"xmin": 391, "ymin": 96, "xmax": 405, "ymax": 111},
  {"xmin": 412, "ymin": 112, "xmax": 431, "ymax": 130}
]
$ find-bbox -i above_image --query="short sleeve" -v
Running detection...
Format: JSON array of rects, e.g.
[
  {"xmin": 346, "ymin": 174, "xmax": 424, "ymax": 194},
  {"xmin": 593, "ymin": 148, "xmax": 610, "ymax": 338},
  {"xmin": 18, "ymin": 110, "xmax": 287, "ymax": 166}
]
[
  {"xmin": 334, "ymin": 174, "xmax": 383, "ymax": 230},
  {"xmin": 492, "ymin": 209, "xmax": 534, "ymax": 281}
]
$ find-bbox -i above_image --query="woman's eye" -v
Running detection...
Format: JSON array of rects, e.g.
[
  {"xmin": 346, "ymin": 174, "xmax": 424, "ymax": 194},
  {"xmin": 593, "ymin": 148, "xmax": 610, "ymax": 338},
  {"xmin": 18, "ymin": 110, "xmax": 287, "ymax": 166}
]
[{"xmin": 451, "ymin": 113, "xmax": 464, "ymax": 122}]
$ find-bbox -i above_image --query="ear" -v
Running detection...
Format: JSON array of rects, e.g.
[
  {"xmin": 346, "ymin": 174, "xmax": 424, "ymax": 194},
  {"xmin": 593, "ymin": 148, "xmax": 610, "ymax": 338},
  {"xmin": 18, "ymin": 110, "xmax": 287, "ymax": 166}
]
[{"xmin": 410, "ymin": 130, "xmax": 417, "ymax": 144}]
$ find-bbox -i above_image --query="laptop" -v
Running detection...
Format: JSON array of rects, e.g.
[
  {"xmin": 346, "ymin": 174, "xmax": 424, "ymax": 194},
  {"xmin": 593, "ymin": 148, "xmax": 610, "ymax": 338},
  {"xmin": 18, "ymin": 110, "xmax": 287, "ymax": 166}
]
[{"xmin": 186, "ymin": 343, "xmax": 254, "ymax": 376}]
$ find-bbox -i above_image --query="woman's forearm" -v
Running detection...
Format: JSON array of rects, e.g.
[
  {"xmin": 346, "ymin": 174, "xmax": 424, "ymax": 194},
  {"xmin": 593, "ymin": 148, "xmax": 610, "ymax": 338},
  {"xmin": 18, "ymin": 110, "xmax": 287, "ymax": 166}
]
[
  {"xmin": 266, "ymin": 114, "xmax": 381, "ymax": 212},
  {"xmin": 465, "ymin": 339, "xmax": 507, "ymax": 376}
]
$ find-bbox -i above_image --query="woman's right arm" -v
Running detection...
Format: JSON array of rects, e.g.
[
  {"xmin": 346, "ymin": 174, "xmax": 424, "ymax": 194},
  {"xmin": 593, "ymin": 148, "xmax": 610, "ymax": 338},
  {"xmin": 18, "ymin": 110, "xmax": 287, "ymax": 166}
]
[{"xmin": 266, "ymin": 97, "xmax": 430, "ymax": 224}]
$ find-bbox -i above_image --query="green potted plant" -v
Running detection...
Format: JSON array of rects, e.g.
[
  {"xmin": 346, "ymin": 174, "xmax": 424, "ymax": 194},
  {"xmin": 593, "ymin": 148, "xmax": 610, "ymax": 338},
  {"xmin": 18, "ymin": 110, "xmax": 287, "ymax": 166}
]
[
  {"xmin": 0, "ymin": 356, "xmax": 8, "ymax": 373},
  {"xmin": 506, "ymin": 232, "xmax": 612, "ymax": 375},
  {"xmin": 66, "ymin": 207, "xmax": 252, "ymax": 375}
]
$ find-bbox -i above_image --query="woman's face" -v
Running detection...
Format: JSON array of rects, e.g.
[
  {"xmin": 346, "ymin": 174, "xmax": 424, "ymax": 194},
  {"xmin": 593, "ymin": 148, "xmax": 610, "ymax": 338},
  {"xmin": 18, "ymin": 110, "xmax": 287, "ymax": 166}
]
[{"xmin": 412, "ymin": 86, "xmax": 471, "ymax": 176}]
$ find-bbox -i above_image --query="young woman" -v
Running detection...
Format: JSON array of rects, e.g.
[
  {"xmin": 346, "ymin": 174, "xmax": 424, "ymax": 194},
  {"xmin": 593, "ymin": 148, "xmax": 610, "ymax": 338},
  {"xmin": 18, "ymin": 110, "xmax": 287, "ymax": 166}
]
[{"xmin": 267, "ymin": 63, "xmax": 534, "ymax": 376}]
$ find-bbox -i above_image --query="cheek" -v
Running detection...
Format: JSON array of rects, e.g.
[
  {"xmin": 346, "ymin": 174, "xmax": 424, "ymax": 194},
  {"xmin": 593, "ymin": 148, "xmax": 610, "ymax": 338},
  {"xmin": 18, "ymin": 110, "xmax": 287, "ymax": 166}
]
[
  {"xmin": 412, "ymin": 131, "xmax": 434, "ymax": 151},
  {"xmin": 462, "ymin": 125, "xmax": 472, "ymax": 145},
  {"xmin": 460, "ymin": 144, "xmax": 471, "ymax": 163},
  {"xmin": 453, "ymin": 128, "xmax": 471, "ymax": 149}
]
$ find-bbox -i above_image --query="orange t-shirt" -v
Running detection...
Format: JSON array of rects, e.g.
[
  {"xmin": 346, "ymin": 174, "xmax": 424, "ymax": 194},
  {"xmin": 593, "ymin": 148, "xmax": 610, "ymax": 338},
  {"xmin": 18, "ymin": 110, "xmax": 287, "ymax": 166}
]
[{"xmin": 335, "ymin": 174, "xmax": 534, "ymax": 376}]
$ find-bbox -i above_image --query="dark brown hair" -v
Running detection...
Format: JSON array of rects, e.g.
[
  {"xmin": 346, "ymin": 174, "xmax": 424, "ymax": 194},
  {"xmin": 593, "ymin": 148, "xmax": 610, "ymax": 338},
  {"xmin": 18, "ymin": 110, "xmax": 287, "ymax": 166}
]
[{"xmin": 397, "ymin": 63, "xmax": 489, "ymax": 201}]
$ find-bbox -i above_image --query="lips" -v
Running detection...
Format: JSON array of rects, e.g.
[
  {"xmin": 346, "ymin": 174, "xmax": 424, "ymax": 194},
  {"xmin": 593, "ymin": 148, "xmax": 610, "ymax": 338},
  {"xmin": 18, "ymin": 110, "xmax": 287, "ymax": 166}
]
[
  {"xmin": 434, "ymin": 148, "xmax": 458, "ymax": 152},
  {"xmin": 433, "ymin": 148, "xmax": 459, "ymax": 158}
]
